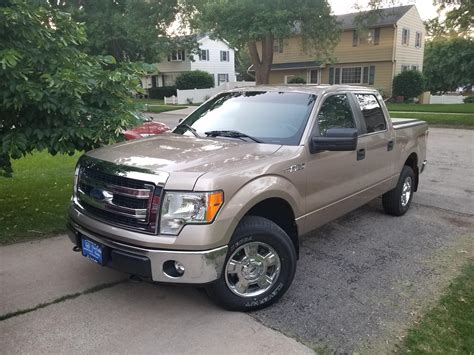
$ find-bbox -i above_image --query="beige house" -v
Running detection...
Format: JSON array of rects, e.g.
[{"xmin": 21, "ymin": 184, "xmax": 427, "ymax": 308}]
[{"xmin": 262, "ymin": 5, "xmax": 425, "ymax": 97}]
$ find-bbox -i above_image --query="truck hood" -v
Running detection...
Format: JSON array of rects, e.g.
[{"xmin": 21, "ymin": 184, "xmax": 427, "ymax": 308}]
[{"xmin": 86, "ymin": 133, "xmax": 282, "ymax": 189}]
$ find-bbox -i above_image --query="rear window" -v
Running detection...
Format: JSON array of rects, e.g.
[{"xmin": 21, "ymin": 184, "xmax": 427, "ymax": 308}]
[
  {"xmin": 355, "ymin": 94, "xmax": 386, "ymax": 133},
  {"xmin": 173, "ymin": 91, "xmax": 317, "ymax": 145}
]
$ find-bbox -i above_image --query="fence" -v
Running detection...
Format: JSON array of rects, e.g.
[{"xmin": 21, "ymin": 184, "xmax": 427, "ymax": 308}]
[
  {"xmin": 164, "ymin": 81, "xmax": 255, "ymax": 105},
  {"xmin": 429, "ymin": 95, "xmax": 464, "ymax": 104}
]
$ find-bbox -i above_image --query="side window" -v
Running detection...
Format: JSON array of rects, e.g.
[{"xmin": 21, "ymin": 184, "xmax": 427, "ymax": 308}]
[
  {"xmin": 317, "ymin": 94, "xmax": 355, "ymax": 136},
  {"xmin": 355, "ymin": 94, "xmax": 387, "ymax": 133}
]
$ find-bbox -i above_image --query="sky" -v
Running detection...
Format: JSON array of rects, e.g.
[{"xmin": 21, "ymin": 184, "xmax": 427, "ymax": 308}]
[{"xmin": 329, "ymin": 0, "xmax": 439, "ymax": 20}]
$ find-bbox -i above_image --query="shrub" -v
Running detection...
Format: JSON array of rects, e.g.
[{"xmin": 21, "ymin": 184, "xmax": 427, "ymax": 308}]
[
  {"xmin": 175, "ymin": 70, "xmax": 214, "ymax": 90},
  {"xmin": 463, "ymin": 96, "xmax": 474, "ymax": 104},
  {"xmin": 147, "ymin": 86, "xmax": 177, "ymax": 99},
  {"xmin": 392, "ymin": 70, "xmax": 425, "ymax": 100},
  {"xmin": 287, "ymin": 76, "xmax": 307, "ymax": 84}
]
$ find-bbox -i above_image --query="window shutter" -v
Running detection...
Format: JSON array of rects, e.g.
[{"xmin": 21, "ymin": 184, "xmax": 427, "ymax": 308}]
[
  {"xmin": 329, "ymin": 67, "xmax": 334, "ymax": 85},
  {"xmin": 352, "ymin": 30, "xmax": 358, "ymax": 47},
  {"xmin": 369, "ymin": 66, "xmax": 375, "ymax": 85},
  {"xmin": 207, "ymin": 50, "xmax": 210, "ymax": 61},
  {"xmin": 167, "ymin": 54, "xmax": 171, "ymax": 61},
  {"xmin": 335, "ymin": 68, "xmax": 341, "ymax": 84},
  {"xmin": 407, "ymin": 30, "xmax": 410, "ymax": 45},
  {"xmin": 362, "ymin": 67, "xmax": 369, "ymax": 84}
]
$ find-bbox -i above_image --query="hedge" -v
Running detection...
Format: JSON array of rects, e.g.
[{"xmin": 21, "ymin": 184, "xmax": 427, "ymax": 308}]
[{"xmin": 147, "ymin": 86, "xmax": 177, "ymax": 99}]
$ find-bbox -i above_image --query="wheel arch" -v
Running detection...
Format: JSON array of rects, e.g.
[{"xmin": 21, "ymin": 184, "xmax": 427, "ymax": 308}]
[{"xmin": 404, "ymin": 152, "xmax": 419, "ymax": 191}]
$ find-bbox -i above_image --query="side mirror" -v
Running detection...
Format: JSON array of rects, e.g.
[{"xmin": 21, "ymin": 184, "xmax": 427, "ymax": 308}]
[{"xmin": 310, "ymin": 128, "xmax": 358, "ymax": 153}]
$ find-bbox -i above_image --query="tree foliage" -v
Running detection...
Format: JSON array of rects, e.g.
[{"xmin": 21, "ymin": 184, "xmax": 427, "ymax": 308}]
[
  {"xmin": 287, "ymin": 76, "xmax": 307, "ymax": 84},
  {"xmin": 425, "ymin": 1, "xmax": 474, "ymax": 39},
  {"xmin": 183, "ymin": 0, "xmax": 341, "ymax": 84},
  {"xmin": 423, "ymin": 38, "xmax": 474, "ymax": 94},
  {"xmin": 48, "ymin": 0, "xmax": 180, "ymax": 63},
  {"xmin": 392, "ymin": 70, "xmax": 425, "ymax": 100},
  {"xmin": 175, "ymin": 70, "xmax": 214, "ymax": 89},
  {"xmin": 0, "ymin": 0, "xmax": 149, "ymax": 176}
]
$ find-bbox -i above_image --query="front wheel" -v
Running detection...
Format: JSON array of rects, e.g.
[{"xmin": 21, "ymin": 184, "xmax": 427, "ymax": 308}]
[{"xmin": 206, "ymin": 216, "xmax": 297, "ymax": 311}]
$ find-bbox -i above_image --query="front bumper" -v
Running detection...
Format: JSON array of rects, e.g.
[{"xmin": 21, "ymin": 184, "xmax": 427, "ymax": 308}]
[{"xmin": 67, "ymin": 221, "xmax": 228, "ymax": 284}]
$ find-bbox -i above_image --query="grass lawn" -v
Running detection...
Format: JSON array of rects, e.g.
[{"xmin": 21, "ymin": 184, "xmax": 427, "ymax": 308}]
[
  {"xmin": 132, "ymin": 98, "xmax": 188, "ymax": 113},
  {"xmin": 390, "ymin": 112, "xmax": 474, "ymax": 127},
  {"xmin": 387, "ymin": 103, "xmax": 474, "ymax": 114},
  {"xmin": 0, "ymin": 151, "xmax": 80, "ymax": 245},
  {"xmin": 399, "ymin": 263, "xmax": 474, "ymax": 354}
]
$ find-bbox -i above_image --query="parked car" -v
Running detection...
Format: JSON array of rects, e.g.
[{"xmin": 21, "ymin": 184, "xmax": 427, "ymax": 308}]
[
  {"xmin": 68, "ymin": 86, "xmax": 428, "ymax": 311},
  {"xmin": 123, "ymin": 111, "xmax": 170, "ymax": 140}
]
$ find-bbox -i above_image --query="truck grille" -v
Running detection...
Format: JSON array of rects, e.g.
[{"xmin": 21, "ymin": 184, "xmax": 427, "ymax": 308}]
[{"xmin": 75, "ymin": 166, "xmax": 162, "ymax": 233}]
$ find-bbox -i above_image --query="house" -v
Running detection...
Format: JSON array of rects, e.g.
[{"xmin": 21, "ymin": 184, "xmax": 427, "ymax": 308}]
[
  {"xmin": 261, "ymin": 5, "xmax": 425, "ymax": 97},
  {"xmin": 143, "ymin": 35, "xmax": 236, "ymax": 89}
]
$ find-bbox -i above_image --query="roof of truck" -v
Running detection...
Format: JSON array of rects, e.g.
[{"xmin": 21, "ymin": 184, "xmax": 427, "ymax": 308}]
[{"xmin": 227, "ymin": 84, "xmax": 380, "ymax": 95}]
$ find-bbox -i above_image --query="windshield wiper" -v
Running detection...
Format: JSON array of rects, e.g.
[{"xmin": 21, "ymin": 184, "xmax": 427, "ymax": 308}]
[
  {"xmin": 176, "ymin": 123, "xmax": 200, "ymax": 137},
  {"xmin": 204, "ymin": 130, "xmax": 262, "ymax": 143}
]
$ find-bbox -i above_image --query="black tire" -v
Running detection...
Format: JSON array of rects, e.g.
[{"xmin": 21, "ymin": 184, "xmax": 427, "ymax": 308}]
[
  {"xmin": 382, "ymin": 165, "xmax": 415, "ymax": 216},
  {"xmin": 206, "ymin": 216, "xmax": 297, "ymax": 311}
]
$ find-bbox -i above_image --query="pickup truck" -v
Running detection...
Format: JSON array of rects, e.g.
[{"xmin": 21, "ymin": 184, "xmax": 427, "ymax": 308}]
[{"xmin": 68, "ymin": 85, "xmax": 428, "ymax": 311}]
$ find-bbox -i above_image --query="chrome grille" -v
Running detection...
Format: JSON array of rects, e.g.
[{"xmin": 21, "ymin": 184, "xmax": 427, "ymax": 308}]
[{"xmin": 75, "ymin": 166, "xmax": 162, "ymax": 233}]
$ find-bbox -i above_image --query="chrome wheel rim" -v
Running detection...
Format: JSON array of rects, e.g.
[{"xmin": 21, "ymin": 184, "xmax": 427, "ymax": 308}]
[
  {"xmin": 225, "ymin": 241, "xmax": 281, "ymax": 298},
  {"xmin": 401, "ymin": 176, "xmax": 412, "ymax": 207}
]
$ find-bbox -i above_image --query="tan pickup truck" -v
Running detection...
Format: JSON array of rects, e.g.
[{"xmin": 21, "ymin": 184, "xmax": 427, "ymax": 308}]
[{"xmin": 68, "ymin": 85, "xmax": 428, "ymax": 311}]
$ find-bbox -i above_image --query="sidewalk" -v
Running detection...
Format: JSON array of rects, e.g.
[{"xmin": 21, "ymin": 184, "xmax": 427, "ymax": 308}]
[{"xmin": 0, "ymin": 236, "xmax": 312, "ymax": 354}]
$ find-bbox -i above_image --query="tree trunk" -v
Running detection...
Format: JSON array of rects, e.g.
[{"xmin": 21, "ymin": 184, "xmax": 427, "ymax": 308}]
[{"xmin": 247, "ymin": 34, "xmax": 274, "ymax": 85}]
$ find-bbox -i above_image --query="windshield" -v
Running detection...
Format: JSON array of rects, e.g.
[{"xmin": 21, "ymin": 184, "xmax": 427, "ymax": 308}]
[{"xmin": 173, "ymin": 91, "xmax": 317, "ymax": 145}]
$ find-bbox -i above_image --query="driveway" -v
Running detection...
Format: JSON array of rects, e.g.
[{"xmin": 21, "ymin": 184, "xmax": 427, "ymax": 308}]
[
  {"xmin": 148, "ymin": 106, "xmax": 197, "ymax": 129},
  {"xmin": 1, "ymin": 128, "xmax": 473, "ymax": 353}
]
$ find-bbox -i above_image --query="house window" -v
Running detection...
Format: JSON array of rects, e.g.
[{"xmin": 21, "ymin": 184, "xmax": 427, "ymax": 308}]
[
  {"xmin": 273, "ymin": 39, "xmax": 284, "ymax": 53},
  {"xmin": 199, "ymin": 49, "xmax": 209, "ymax": 61},
  {"xmin": 373, "ymin": 28, "xmax": 380, "ymax": 45},
  {"xmin": 355, "ymin": 94, "xmax": 387, "ymax": 133},
  {"xmin": 169, "ymin": 50, "xmax": 185, "ymax": 61},
  {"xmin": 401, "ymin": 65, "xmax": 409, "ymax": 72},
  {"xmin": 220, "ymin": 50, "xmax": 230, "ymax": 62},
  {"xmin": 218, "ymin": 73, "xmax": 229, "ymax": 85},
  {"xmin": 352, "ymin": 30, "xmax": 359, "ymax": 47},
  {"xmin": 402, "ymin": 28, "xmax": 410, "ymax": 46},
  {"xmin": 329, "ymin": 66, "xmax": 375, "ymax": 85},
  {"xmin": 411, "ymin": 65, "xmax": 419, "ymax": 71},
  {"xmin": 415, "ymin": 32, "xmax": 422, "ymax": 48}
]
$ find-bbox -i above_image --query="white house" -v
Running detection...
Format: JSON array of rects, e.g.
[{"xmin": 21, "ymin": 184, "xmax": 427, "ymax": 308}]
[{"xmin": 143, "ymin": 35, "xmax": 236, "ymax": 89}]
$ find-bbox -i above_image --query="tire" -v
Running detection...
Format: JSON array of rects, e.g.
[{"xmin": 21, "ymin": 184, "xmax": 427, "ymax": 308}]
[
  {"xmin": 382, "ymin": 165, "xmax": 415, "ymax": 216},
  {"xmin": 206, "ymin": 216, "xmax": 297, "ymax": 311}
]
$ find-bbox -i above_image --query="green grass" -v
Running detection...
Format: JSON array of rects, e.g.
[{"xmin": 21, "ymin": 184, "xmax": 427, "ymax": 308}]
[
  {"xmin": 143, "ymin": 105, "xmax": 187, "ymax": 113},
  {"xmin": 390, "ymin": 112, "xmax": 474, "ymax": 127},
  {"xmin": 399, "ymin": 262, "xmax": 474, "ymax": 354},
  {"xmin": 0, "ymin": 151, "xmax": 80, "ymax": 245},
  {"xmin": 132, "ymin": 98, "xmax": 188, "ymax": 113},
  {"xmin": 387, "ymin": 103, "xmax": 474, "ymax": 114}
]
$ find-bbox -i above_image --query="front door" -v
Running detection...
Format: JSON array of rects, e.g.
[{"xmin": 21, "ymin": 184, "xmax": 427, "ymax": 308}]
[
  {"xmin": 309, "ymin": 69, "xmax": 319, "ymax": 84},
  {"xmin": 302, "ymin": 93, "xmax": 366, "ymax": 232}
]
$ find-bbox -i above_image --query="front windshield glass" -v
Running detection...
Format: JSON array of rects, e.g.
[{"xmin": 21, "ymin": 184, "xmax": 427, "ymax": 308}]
[{"xmin": 173, "ymin": 91, "xmax": 317, "ymax": 145}]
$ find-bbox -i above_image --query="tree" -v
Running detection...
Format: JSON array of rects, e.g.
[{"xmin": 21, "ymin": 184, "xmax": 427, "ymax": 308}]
[
  {"xmin": 0, "ymin": 0, "xmax": 149, "ymax": 176},
  {"xmin": 49, "ymin": 0, "xmax": 181, "ymax": 63},
  {"xmin": 425, "ymin": 1, "xmax": 474, "ymax": 39},
  {"xmin": 183, "ymin": 0, "xmax": 341, "ymax": 84},
  {"xmin": 175, "ymin": 70, "xmax": 214, "ymax": 89},
  {"xmin": 423, "ymin": 38, "xmax": 474, "ymax": 94},
  {"xmin": 392, "ymin": 70, "xmax": 425, "ymax": 100}
]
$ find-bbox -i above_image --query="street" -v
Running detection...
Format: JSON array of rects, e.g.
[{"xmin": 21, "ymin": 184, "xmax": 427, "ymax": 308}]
[{"xmin": 1, "ymin": 127, "xmax": 473, "ymax": 353}]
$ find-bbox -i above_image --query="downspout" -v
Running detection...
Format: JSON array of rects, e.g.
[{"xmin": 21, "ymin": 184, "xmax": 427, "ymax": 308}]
[{"xmin": 391, "ymin": 23, "xmax": 398, "ymax": 97}]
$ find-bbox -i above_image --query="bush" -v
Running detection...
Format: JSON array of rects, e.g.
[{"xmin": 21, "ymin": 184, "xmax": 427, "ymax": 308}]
[
  {"xmin": 392, "ymin": 70, "xmax": 425, "ymax": 100},
  {"xmin": 463, "ymin": 96, "xmax": 474, "ymax": 104},
  {"xmin": 287, "ymin": 76, "xmax": 307, "ymax": 84},
  {"xmin": 147, "ymin": 86, "xmax": 177, "ymax": 99},
  {"xmin": 175, "ymin": 70, "xmax": 214, "ymax": 90}
]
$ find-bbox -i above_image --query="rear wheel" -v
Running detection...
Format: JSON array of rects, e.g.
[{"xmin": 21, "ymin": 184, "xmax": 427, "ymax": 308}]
[
  {"xmin": 206, "ymin": 216, "xmax": 297, "ymax": 311},
  {"xmin": 383, "ymin": 165, "xmax": 415, "ymax": 216}
]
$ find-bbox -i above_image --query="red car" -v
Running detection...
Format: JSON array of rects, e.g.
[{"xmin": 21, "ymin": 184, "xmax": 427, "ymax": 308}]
[{"xmin": 123, "ymin": 112, "xmax": 170, "ymax": 140}]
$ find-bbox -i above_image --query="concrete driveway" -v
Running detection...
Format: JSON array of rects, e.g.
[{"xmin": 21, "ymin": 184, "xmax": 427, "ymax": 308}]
[
  {"xmin": 1, "ymin": 128, "xmax": 473, "ymax": 353},
  {"xmin": 148, "ymin": 106, "xmax": 197, "ymax": 129}
]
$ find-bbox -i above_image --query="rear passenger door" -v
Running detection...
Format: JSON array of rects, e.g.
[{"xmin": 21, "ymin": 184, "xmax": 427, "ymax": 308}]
[{"xmin": 352, "ymin": 93, "xmax": 396, "ymax": 190}]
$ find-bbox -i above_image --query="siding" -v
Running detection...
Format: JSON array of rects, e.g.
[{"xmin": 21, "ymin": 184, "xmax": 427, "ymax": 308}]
[{"xmin": 393, "ymin": 6, "xmax": 425, "ymax": 74}]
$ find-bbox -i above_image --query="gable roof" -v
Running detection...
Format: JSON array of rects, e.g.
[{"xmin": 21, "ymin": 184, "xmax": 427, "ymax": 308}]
[{"xmin": 336, "ymin": 5, "xmax": 414, "ymax": 30}]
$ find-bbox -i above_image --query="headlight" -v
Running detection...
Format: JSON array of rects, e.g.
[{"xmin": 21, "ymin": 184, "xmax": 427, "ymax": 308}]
[{"xmin": 160, "ymin": 191, "xmax": 223, "ymax": 235}]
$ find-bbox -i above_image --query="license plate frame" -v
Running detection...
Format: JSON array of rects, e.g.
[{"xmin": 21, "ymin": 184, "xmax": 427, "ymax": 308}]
[{"xmin": 81, "ymin": 238, "xmax": 105, "ymax": 265}]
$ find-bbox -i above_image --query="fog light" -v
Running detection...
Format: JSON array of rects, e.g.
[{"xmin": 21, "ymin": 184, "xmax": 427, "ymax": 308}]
[{"xmin": 174, "ymin": 261, "xmax": 185, "ymax": 275}]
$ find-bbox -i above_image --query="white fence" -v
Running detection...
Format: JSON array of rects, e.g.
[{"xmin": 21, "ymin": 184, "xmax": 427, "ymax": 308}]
[
  {"xmin": 429, "ymin": 95, "xmax": 464, "ymax": 104},
  {"xmin": 164, "ymin": 81, "xmax": 255, "ymax": 105}
]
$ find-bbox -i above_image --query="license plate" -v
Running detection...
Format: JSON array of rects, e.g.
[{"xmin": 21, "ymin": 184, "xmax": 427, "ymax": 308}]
[{"xmin": 82, "ymin": 238, "xmax": 104, "ymax": 265}]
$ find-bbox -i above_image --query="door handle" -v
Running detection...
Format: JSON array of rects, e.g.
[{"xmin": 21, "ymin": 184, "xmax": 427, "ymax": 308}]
[
  {"xmin": 357, "ymin": 148, "xmax": 365, "ymax": 161},
  {"xmin": 387, "ymin": 140, "xmax": 394, "ymax": 151}
]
